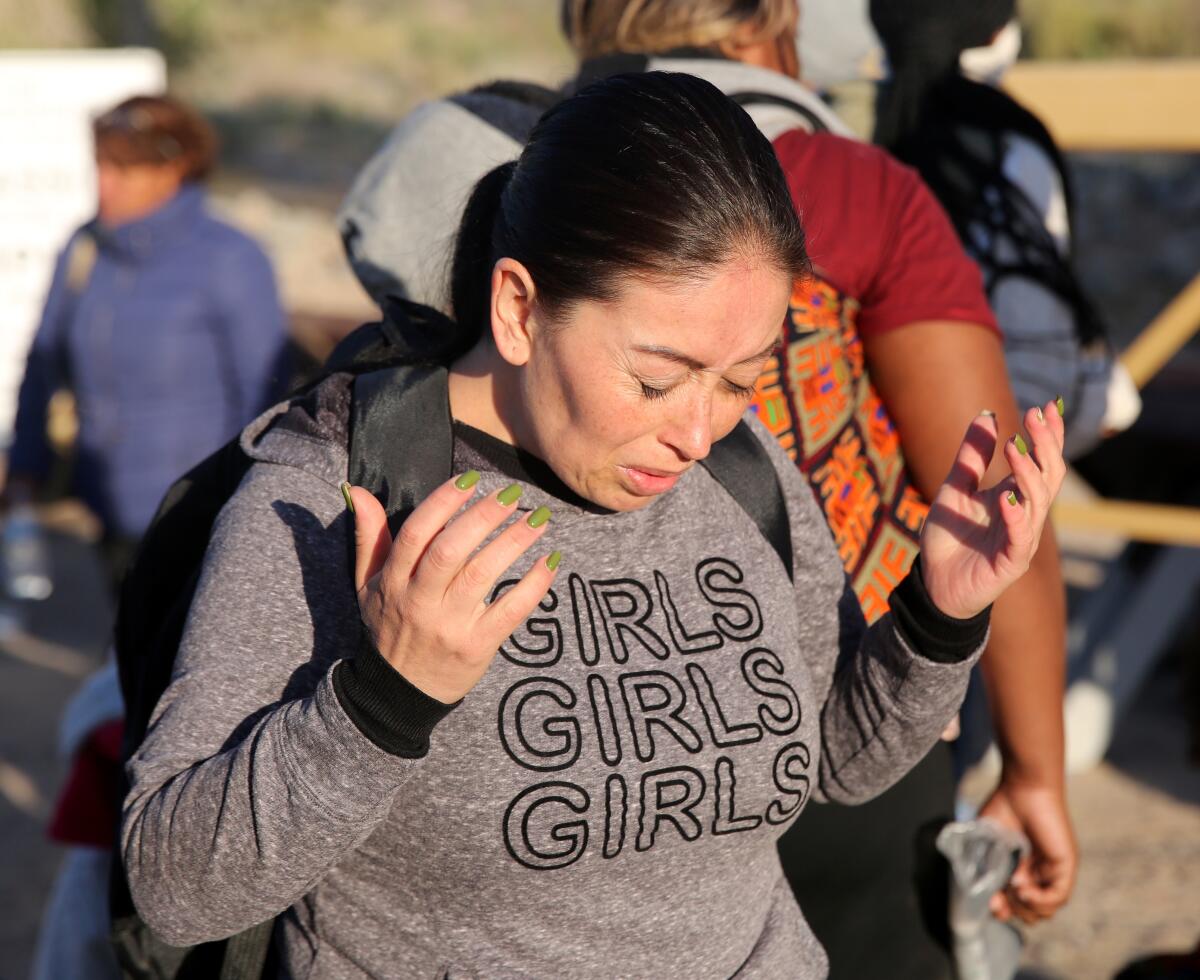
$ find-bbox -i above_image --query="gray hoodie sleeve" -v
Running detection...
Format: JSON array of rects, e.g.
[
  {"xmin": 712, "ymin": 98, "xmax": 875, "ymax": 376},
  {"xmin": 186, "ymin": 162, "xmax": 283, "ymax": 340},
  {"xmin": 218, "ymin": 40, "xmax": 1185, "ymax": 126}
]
[
  {"xmin": 120, "ymin": 462, "xmax": 450, "ymax": 946},
  {"xmin": 743, "ymin": 414, "xmax": 988, "ymax": 806}
]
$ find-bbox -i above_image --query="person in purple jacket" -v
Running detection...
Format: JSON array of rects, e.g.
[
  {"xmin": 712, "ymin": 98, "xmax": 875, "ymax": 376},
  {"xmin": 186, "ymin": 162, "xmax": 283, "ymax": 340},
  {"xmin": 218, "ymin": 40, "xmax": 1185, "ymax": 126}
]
[
  {"xmin": 6, "ymin": 93, "xmax": 288, "ymax": 582},
  {"xmin": 10, "ymin": 94, "xmax": 287, "ymax": 980}
]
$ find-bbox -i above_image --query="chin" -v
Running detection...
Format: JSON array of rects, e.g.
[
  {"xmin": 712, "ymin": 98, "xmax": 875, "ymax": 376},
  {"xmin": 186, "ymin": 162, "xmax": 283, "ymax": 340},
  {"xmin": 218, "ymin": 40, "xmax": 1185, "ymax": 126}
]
[
  {"xmin": 589, "ymin": 478, "xmax": 667, "ymax": 513},
  {"xmin": 607, "ymin": 491, "xmax": 658, "ymax": 513},
  {"xmin": 568, "ymin": 465, "xmax": 674, "ymax": 512}
]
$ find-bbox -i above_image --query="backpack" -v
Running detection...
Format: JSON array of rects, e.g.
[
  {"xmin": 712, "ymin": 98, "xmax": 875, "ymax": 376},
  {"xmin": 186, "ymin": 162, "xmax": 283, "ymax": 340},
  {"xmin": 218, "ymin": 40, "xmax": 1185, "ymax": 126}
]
[
  {"xmin": 894, "ymin": 75, "xmax": 1129, "ymax": 457},
  {"xmin": 338, "ymin": 81, "xmax": 560, "ymax": 310},
  {"xmin": 337, "ymin": 69, "xmax": 833, "ymax": 311},
  {"xmin": 109, "ymin": 298, "xmax": 793, "ymax": 980}
]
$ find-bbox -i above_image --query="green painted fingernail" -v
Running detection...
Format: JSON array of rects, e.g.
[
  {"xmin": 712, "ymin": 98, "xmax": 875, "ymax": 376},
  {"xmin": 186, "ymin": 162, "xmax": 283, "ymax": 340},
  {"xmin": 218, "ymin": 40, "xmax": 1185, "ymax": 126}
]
[
  {"xmin": 455, "ymin": 469, "xmax": 480, "ymax": 491},
  {"xmin": 340, "ymin": 481, "xmax": 355, "ymax": 514},
  {"xmin": 527, "ymin": 505, "xmax": 551, "ymax": 528},
  {"xmin": 1014, "ymin": 434, "xmax": 1028, "ymax": 455},
  {"xmin": 1007, "ymin": 490, "xmax": 1019, "ymax": 506},
  {"xmin": 1036, "ymin": 406, "xmax": 1044, "ymax": 422},
  {"xmin": 1056, "ymin": 395, "xmax": 1065, "ymax": 417},
  {"xmin": 497, "ymin": 483, "xmax": 523, "ymax": 506},
  {"xmin": 980, "ymin": 409, "xmax": 996, "ymax": 418},
  {"xmin": 546, "ymin": 550, "xmax": 562, "ymax": 571}
]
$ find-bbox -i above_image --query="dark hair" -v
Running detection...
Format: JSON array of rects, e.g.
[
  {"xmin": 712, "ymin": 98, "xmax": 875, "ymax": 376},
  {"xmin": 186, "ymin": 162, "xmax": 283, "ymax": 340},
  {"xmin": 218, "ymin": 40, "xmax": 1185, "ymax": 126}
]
[
  {"xmin": 93, "ymin": 94, "xmax": 219, "ymax": 182},
  {"xmin": 870, "ymin": 0, "xmax": 1014, "ymax": 151},
  {"xmin": 449, "ymin": 71, "xmax": 808, "ymax": 348},
  {"xmin": 869, "ymin": 2, "xmax": 1106, "ymax": 348}
]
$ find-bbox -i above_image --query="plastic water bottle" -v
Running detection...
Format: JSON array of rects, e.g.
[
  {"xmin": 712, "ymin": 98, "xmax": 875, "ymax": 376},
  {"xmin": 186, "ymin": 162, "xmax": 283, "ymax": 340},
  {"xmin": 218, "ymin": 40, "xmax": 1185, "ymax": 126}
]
[{"xmin": 3, "ymin": 504, "xmax": 53, "ymax": 601}]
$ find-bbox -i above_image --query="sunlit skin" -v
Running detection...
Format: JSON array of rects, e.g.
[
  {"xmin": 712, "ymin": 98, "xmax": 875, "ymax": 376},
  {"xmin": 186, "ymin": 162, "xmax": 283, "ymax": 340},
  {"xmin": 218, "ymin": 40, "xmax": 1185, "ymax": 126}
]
[
  {"xmin": 448, "ymin": 255, "xmax": 793, "ymax": 511},
  {"xmin": 95, "ymin": 153, "xmax": 185, "ymax": 228},
  {"xmin": 716, "ymin": 2, "xmax": 801, "ymax": 79}
]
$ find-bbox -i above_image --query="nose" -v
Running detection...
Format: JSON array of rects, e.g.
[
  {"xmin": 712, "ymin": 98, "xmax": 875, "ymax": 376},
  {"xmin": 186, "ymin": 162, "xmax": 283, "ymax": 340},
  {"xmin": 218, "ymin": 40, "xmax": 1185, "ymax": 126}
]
[{"xmin": 662, "ymin": 389, "xmax": 715, "ymax": 462}]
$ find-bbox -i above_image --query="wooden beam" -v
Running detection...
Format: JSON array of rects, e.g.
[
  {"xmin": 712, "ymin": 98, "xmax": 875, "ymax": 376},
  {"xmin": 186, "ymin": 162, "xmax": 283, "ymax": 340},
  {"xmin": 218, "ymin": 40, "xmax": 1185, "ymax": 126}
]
[
  {"xmin": 1004, "ymin": 60, "xmax": 1200, "ymax": 151},
  {"xmin": 1119, "ymin": 271, "xmax": 1200, "ymax": 388},
  {"xmin": 1053, "ymin": 499, "xmax": 1200, "ymax": 547}
]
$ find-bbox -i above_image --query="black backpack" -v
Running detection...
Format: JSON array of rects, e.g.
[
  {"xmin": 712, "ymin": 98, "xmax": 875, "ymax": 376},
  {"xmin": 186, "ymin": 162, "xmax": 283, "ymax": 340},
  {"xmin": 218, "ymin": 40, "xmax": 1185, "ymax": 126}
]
[{"xmin": 108, "ymin": 300, "xmax": 793, "ymax": 980}]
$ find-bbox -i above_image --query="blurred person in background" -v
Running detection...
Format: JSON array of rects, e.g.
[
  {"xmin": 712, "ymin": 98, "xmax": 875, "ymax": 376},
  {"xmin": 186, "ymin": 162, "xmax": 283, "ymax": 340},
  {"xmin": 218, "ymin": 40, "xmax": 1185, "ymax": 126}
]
[
  {"xmin": 6, "ymin": 94, "xmax": 288, "ymax": 581},
  {"xmin": 340, "ymin": 3, "xmax": 1075, "ymax": 977},
  {"xmin": 870, "ymin": 0, "xmax": 1141, "ymax": 460},
  {"xmin": 9, "ymin": 93, "xmax": 288, "ymax": 980}
]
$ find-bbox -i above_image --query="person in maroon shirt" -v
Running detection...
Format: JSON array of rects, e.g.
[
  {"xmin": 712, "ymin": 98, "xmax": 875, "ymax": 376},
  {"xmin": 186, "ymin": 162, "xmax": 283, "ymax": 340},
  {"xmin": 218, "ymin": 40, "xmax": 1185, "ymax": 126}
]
[
  {"xmin": 758, "ymin": 129, "xmax": 1002, "ymax": 615},
  {"xmin": 562, "ymin": 3, "xmax": 1076, "ymax": 978}
]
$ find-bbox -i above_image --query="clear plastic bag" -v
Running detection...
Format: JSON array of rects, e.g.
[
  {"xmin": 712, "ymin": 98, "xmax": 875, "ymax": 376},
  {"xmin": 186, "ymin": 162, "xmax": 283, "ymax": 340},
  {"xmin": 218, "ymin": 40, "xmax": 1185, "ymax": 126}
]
[{"xmin": 937, "ymin": 817, "xmax": 1030, "ymax": 980}]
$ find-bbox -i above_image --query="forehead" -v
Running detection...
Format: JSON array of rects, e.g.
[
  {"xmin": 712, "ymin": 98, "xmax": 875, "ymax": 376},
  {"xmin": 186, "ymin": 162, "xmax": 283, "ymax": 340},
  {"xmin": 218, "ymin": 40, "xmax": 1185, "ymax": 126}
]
[{"xmin": 575, "ymin": 259, "xmax": 792, "ymax": 367}]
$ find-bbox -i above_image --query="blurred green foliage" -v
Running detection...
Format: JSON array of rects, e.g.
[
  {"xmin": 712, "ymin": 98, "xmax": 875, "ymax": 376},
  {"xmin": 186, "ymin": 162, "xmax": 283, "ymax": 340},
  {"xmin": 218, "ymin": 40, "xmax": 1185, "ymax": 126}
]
[
  {"xmin": 5, "ymin": 0, "xmax": 1200, "ymax": 109},
  {"xmin": 4, "ymin": 0, "xmax": 1198, "ymax": 188},
  {"xmin": 1021, "ymin": 0, "xmax": 1200, "ymax": 59}
]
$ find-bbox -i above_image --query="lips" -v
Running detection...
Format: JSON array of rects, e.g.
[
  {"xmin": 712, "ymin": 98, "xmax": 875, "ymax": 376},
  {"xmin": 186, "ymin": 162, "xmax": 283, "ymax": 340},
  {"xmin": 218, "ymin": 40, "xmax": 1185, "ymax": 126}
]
[{"xmin": 619, "ymin": 464, "xmax": 686, "ymax": 496}]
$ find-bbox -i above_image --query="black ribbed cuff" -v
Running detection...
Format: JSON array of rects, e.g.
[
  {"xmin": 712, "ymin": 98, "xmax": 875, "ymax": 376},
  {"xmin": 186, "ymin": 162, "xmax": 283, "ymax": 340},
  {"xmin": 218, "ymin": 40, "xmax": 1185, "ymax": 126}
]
[
  {"xmin": 890, "ymin": 556, "xmax": 991, "ymax": 664},
  {"xmin": 333, "ymin": 639, "xmax": 461, "ymax": 758}
]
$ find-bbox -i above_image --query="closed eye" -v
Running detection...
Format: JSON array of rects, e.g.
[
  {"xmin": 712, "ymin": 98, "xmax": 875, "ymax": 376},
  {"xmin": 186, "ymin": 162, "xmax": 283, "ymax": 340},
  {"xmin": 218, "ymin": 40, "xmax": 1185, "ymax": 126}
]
[{"xmin": 639, "ymin": 381, "xmax": 674, "ymax": 400}]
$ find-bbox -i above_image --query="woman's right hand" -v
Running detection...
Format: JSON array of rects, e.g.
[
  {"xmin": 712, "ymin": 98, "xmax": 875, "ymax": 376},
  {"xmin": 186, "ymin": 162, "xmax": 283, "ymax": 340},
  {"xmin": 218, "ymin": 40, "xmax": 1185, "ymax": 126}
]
[{"xmin": 347, "ymin": 474, "xmax": 558, "ymax": 704}]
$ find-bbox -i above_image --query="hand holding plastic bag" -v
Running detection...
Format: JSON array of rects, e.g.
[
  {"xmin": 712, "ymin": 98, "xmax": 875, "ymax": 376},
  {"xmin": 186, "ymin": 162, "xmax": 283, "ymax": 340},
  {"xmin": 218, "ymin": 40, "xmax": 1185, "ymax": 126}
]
[{"xmin": 937, "ymin": 817, "xmax": 1031, "ymax": 980}]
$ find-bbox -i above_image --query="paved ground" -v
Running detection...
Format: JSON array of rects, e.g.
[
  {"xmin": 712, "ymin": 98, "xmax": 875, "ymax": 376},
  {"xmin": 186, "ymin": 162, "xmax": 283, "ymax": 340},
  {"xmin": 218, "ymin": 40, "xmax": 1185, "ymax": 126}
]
[
  {"xmin": 0, "ymin": 522, "xmax": 109, "ymax": 980},
  {"xmin": 0, "ymin": 520, "xmax": 1196, "ymax": 980},
  {"xmin": 1019, "ymin": 655, "xmax": 1200, "ymax": 979}
]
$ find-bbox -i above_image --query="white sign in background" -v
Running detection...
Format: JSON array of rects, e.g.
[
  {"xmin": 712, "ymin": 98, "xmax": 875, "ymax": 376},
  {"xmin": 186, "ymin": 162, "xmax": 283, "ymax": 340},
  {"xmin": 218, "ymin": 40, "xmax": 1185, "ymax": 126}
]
[{"xmin": 0, "ymin": 48, "xmax": 166, "ymax": 444}]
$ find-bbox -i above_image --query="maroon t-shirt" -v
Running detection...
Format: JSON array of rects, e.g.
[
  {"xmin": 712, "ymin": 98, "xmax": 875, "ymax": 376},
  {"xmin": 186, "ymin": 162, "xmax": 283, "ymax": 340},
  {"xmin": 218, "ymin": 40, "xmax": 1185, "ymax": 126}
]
[
  {"xmin": 776, "ymin": 130, "xmax": 997, "ymax": 338},
  {"xmin": 751, "ymin": 131, "xmax": 996, "ymax": 622}
]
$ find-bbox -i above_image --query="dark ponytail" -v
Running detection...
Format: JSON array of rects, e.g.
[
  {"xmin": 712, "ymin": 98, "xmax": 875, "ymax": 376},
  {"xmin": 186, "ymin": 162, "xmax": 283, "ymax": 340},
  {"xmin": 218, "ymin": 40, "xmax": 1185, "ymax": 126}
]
[
  {"xmin": 869, "ymin": 0, "xmax": 1013, "ymax": 153},
  {"xmin": 448, "ymin": 160, "xmax": 517, "ymax": 355},
  {"xmin": 449, "ymin": 71, "xmax": 808, "ymax": 343}
]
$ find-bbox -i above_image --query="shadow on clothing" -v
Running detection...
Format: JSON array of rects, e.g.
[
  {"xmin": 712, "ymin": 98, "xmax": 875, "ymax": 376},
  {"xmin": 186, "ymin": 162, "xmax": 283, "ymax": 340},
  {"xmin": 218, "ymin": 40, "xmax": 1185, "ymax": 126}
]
[{"xmin": 777, "ymin": 741, "xmax": 956, "ymax": 980}]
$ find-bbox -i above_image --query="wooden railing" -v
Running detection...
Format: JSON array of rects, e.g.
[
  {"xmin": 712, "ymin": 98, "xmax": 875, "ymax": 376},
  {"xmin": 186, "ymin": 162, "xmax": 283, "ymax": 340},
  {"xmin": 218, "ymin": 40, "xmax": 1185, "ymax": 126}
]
[
  {"xmin": 1006, "ymin": 59, "xmax": 1200, "ymax": 546},
  {"xmin": 1005, "ymin": 59, "xmax": 1200, "ymax": 152}
]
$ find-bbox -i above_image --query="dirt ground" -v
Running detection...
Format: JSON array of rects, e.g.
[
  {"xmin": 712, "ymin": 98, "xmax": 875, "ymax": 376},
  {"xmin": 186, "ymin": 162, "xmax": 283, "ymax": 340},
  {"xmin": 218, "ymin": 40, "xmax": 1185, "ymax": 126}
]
[{"xmin": 1018, "ymin": 656, "xmax": 1200, "ymax": 979}]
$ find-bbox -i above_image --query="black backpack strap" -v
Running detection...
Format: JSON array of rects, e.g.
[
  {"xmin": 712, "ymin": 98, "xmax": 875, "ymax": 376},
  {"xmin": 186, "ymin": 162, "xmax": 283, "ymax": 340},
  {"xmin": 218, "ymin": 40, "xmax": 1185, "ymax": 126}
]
[
  {"xmin": 469, "ymin": 79, "xmax": 561, "ymax": 112},
  {"xmin": 727, "ymin": 91, "xmax": 830, "ymax": 134},
  {"xmin": 348, "ymin": 372, "xmax": 790, "ymax": 579},
  {"xmin": 348, "ymin": 364, "xmax": 455, "ymax": 535},
  {"xmin": 701, "ymin": 421, "xmax": 794, "ymax": 582}
]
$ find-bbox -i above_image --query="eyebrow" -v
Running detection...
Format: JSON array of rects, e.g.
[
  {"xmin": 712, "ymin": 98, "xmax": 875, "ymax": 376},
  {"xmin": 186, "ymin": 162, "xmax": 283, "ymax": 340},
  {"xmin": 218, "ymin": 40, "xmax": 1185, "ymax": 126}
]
[{"xmin": 632, "ymin": 338, "xmax": 780, "ymax": 372}]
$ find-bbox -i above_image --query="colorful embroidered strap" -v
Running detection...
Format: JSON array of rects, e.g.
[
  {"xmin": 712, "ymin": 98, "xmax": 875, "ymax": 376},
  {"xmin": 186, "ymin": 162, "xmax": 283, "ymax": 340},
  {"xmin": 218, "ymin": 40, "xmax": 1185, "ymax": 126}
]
[{"xmin": 752, "ymin": 276, "xmax": 930, "ymax": 624}]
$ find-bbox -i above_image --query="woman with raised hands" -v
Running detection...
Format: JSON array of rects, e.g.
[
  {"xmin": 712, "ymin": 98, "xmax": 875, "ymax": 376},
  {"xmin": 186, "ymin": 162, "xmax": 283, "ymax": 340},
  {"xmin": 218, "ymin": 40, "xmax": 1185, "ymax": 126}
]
[{"xmin": 122, "ymin": 71, "xmax": 1065, "ymax": 979}]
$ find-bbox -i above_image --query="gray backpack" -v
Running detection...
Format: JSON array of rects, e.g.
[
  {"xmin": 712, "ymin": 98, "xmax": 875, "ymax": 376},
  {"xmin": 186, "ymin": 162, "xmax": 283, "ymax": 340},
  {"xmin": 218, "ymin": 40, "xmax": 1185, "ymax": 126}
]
[
  {"xmin": 338, "ymin": 63, "xmax": 843, "ymax": 310},
  {"xmin": 338, "ymin": 81, "xmax": 558, "ymax": 311}
]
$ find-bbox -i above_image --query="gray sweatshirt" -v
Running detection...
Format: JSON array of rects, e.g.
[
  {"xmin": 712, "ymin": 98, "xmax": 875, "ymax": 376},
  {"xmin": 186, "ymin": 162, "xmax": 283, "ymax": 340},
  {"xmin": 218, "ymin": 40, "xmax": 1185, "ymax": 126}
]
[{"xmin": 122, "ymin": 374, "xmax": 987, "ymax": 979}]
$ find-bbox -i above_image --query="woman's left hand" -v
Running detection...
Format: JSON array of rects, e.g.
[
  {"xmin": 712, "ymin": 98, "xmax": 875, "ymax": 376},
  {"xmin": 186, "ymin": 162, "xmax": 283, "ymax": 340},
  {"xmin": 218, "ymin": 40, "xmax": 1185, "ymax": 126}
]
[{"xmin": 919, "ymin": 400, "xmax": 1066, "ymax": 620}]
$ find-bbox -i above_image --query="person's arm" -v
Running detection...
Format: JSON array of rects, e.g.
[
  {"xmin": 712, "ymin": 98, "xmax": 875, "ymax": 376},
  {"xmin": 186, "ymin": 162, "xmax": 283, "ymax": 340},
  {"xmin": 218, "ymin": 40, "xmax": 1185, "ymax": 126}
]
[
  {"xmin": 864, "ymin": 320, "xmax": 1076, "ymax": 923},
  {"xmin": 5, "ymin": 241, "xmax": 76, "ymax": 496},
  {"xmin": 123, "ymin": 454, "xmax": 557, "ymax": 944},
  {"xmin": 209, "ymin": 237, "xmax": 290, "ymax": 424},
  {"xmin": 121, "ymin": 463, "xmax": 456, "ymax": 945},
  {"xmin": 814, "ymin": 563, "xmax": 991, "ymax": 805},
  {"xmin": 745, "ymin": 407, "xmax": 1063, "ymax": 808}
]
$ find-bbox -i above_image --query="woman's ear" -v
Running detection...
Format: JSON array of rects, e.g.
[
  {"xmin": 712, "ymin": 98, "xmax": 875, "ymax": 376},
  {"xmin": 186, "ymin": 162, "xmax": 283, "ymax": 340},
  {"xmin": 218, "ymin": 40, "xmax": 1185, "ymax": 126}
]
[
  {"xmin": 717, "ymin": 19, "xmax": 799, "ymax": 79},
  {"xmin": 717, "ymin": 5, "xmax": 800, "ymax": 79},
  {"xmin": 490, "ymin": 257, "xmax": 538, "ymax": 366}
]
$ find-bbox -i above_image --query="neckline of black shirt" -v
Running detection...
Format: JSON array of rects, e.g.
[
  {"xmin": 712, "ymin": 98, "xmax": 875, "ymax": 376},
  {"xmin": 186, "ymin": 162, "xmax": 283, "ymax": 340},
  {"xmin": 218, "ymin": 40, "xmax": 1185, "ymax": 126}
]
[{"xmin": 451, "ymin": 420, "xmax": 610, "ymax": 514}]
